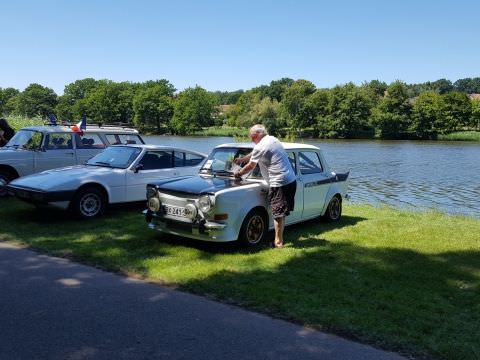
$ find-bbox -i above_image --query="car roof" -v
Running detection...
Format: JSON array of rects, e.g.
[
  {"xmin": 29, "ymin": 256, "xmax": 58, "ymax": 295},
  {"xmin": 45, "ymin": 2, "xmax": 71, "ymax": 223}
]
[
  {"xmin": 21, "ymin": 125, "xmax": 140, "ymax": 134},
  {"xmin": 215, "ymin": 142, "xmax": 320, "ymax": 151},
  {"xmin": 111, "ymin": 144, "xmax": 206, "ymax": 156}
]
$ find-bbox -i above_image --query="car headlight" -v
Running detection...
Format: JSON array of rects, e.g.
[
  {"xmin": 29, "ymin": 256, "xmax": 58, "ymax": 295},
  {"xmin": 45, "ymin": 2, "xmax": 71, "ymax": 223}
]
[
  {"xmin": 185, "ymin": 203, "xmax": 198, "ymax": 219},
  {"xmin": 198, "ymin": 195, "xmax": 212, "ymax": 213},
  {"xmin": 148, "ymin": 197, "xmax": 161, "ymax": 212}
]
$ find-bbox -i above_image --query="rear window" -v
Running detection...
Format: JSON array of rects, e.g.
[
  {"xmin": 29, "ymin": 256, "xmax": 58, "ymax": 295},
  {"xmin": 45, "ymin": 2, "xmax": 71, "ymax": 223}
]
[{"xmin": 105, "ymin": 134, "xmax": 143, "ymax": 145}]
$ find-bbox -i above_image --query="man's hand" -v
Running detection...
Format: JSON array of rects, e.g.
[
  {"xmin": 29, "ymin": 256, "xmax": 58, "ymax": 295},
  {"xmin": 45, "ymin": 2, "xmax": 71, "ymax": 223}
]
[{"xmin": 234, "ymin": 171, "xmax": 242, "ymax": 178}]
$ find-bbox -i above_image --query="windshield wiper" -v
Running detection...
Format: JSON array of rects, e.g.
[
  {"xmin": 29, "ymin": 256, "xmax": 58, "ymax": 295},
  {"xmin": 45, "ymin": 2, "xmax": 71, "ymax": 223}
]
[
  {"xmin": 89, "ymin": 161, "xmax": 113, "ymax": 167},
  {"xmin": 213, "ymin": 170, "xmax": 234, "ymax": 177}
]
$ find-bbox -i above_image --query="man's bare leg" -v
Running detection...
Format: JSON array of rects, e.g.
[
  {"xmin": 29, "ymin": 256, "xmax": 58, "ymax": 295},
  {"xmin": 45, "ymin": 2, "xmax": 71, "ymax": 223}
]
[{"xmin": 273, "ymin": 216, "xmax": 285, "ymax": 247}]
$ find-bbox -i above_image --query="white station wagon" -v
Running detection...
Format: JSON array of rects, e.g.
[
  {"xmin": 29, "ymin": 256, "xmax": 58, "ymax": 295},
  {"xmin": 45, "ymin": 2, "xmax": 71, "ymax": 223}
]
[
  {"xmin": 0, "ymin": 124, "xmax": 144, "ymax": 196},
  {"xmin": 144, "ymin": 143, "xmax": 349, "ymax": 246},
  {"xmin": 8, "ymin": 145, "xmax": 206, "ymax": 218}
]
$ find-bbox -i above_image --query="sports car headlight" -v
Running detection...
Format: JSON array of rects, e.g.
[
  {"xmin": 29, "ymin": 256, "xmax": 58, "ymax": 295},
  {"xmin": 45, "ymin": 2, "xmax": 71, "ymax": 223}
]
[
  {"xmin": 198, "ymin": 195, "xmax": 212, "ymax": 213},
  {"xmin": 148, "ymin": 197, "xmax": 161, "ymax": 212}
]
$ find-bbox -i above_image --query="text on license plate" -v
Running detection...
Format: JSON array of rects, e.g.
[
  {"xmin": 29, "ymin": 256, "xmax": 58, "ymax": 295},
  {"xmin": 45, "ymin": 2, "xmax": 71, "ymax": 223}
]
[{"xmin": 163, "ymin": 205, "xmax": 190, "ymax": 217}]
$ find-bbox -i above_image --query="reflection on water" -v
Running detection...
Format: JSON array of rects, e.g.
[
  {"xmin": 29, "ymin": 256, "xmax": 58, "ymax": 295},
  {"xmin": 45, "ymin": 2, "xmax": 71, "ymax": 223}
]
[{"xmin": 144, "ymin": 135, "xmax": 480, "ymax": 218}]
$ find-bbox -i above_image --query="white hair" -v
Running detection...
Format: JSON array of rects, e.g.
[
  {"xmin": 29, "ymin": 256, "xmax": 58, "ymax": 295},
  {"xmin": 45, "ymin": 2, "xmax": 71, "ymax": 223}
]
[{"xmin": 249, "ymin": 124, "xmax": 268, "ymax": 136}]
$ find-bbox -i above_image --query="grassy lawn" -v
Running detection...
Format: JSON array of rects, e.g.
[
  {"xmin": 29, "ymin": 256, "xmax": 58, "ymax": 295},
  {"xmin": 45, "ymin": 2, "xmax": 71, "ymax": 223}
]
[
  {"xmin": 1, "ymin": 198, "xmax": 479, "ymax": 359},
  {"xmin": 437, "ymin": 131, "xmax": 480, "ymax": 141}
]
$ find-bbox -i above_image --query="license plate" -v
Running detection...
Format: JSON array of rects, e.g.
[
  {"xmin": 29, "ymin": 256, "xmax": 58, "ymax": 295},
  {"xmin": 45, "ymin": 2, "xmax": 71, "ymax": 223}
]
[{"xmin": 163, "ymin": 205, "xmax": 189, "ymax": 217}]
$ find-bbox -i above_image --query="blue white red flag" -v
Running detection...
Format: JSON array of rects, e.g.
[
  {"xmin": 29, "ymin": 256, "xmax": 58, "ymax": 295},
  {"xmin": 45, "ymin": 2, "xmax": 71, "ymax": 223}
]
[{"xmin": 71, "ymin": 115, "xmax": 87, "ymax": 135}]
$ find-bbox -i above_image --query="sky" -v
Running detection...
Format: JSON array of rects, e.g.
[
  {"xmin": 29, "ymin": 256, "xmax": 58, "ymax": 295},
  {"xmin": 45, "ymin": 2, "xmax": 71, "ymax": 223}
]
[{"xmin": 1, "ymin": 0, "xmax": 479, "ymax": 95}]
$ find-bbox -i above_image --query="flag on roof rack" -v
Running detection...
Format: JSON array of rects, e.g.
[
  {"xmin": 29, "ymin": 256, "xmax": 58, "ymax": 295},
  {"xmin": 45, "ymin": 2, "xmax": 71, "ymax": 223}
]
[
  {"xmin": 71, "ymin": 115, "xmax": 87, "ymax": 136},
  {"xmin": 47, "ymin": 114, "xmax": 57, "ymax": 126}
]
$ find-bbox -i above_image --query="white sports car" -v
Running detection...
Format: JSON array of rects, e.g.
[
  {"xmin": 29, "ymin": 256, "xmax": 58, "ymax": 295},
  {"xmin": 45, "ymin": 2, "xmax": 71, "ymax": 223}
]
[{"xmin": 8, "ymin": 145, "xmax": 206, "ymax": 218}]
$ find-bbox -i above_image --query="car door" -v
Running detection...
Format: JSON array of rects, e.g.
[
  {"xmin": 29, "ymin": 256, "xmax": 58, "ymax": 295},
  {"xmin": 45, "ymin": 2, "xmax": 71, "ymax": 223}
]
[
  {"xmin": 125, "ymin": 150, "xmax": 179, "ymax": 202},
  {"xmin": 284, "ymin": 151, "xmax": 304, "ymax": 224},
  {"xmin": 34, "ymin": 132, "xmax": 76, "ymax": 172},
  {"xmin": 297, "ymin": 150, "xmax": 331, "ymax": 219}
]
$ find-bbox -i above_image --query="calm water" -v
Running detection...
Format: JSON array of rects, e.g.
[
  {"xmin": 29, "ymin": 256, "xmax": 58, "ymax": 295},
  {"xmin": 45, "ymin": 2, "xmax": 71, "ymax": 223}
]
[{"xmin": 144, "ymin": 135, "xmax": 480, "ymax": 218}]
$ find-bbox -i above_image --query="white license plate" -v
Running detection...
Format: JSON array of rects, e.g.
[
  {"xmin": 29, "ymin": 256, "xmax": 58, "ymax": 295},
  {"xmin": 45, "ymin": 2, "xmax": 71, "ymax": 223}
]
[{"xmin": 164, "ymin": 205, "xmax": 189, "ymax": 217}]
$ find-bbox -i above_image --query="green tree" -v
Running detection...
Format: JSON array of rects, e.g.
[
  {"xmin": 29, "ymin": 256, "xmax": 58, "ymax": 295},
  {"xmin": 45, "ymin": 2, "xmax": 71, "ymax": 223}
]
[
  {"xmin": 133, "ymin": 85, "xmax": 174, "ymax": 131},
  {"xmin": 471, "ymin": 100, "xmax": 480, "ymax": 130},
  {"xmin": 282, "ymin": 79, "xmax": 316, "ymax": 130},
  {"xmin": 0, "ymin": 87, "xmax": 20, "ymax": 115},
  {"xmin": 454, "ymin": 77, "xmax": 480, "ymax": 93},
  {"xmin": 56, "ymin": 78, "xmax": 102, "ymax": 120},
  {"xmin": 170, "ymin": 86, "xmax": 216, "ymax": 135},
  {"xmin": 16, "ymin": 83, "xmax": 58, "ymax": 117},
  {"xmin": 323, "ymin": 83, "xmax": 372, "ymax": 138},
  {"xmin": 370, "ymin": 81, "xmax": 411, "ymax": 138},
  {"xmin": 82, "ymin": 81, "xmax": 136, "ymax": 124},
  {"xmin": 250, "ymin": 97, "xmax": 283, "ymax": 136},
  {"xmin": 438, "ymin": 92, "xmax": 472, "ymax": 132},
  {"xmin": 411, "ymin": 91, "xmax": 442, "ymax": 138}
]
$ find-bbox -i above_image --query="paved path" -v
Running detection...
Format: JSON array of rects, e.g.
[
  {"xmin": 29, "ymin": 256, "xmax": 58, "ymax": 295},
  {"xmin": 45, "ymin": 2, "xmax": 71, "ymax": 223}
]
[{"xmin": 0, "ymin": 242, "xmax": 407, "ymax": 360}]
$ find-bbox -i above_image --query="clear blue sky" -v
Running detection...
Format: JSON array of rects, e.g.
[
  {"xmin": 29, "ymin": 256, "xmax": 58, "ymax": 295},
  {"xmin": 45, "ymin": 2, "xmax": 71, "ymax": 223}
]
[{"xmin": 1, "ymin": 0, "xmax": 479, "ymax": 95}]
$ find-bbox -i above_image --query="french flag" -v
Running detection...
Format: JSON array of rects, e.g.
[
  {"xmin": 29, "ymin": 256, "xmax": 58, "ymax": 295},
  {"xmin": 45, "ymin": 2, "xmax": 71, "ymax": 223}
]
[{"xmin": 71, "ymin": 115, "xmax": 87, "ymax": 135}]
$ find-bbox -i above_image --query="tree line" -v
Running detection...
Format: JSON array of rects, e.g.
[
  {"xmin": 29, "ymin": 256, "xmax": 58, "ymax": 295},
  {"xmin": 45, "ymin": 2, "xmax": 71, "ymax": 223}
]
[{"xmin": 1, "ymin": 77, "xmax": 479, "ymax": 138}]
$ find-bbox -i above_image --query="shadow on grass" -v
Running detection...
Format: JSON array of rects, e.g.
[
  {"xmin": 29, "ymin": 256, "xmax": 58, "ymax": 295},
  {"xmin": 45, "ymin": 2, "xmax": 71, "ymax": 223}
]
[{"xmin": 2, "ymin": 198, "xmax": 479, "ymax": 359}]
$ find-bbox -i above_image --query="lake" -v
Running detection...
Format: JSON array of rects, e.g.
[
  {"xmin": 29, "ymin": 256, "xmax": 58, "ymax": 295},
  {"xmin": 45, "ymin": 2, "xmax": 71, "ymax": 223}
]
[{"xmin": 144, "ymin": 135, "xmax": 480, "ymax": 218}]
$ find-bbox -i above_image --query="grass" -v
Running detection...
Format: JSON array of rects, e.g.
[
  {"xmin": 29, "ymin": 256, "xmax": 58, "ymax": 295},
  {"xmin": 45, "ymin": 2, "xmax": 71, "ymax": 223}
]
[
  {"xmin": 1, "ymin": 198, "xmax": 479, "ymax": 359},
  {"xmin": 437, "ymin": 131, "xmax": 480, "ymax": 141}
]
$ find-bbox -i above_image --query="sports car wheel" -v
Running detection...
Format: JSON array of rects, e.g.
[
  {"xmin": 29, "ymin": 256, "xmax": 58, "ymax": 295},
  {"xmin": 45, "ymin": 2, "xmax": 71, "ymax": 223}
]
[
  {"xmin": 70, "ymin": 187, "xmax": 106, "ymax": 219},
  {"xmin": 0, "ymin": 170, "xmax": 15, "ymax": 197},
  {"xmin": 323, "ymin": 195, "xmax": 342, "ymax": 222},
  {"xmin": 238, "ymin": 209, "xmax": 267, "ymax": 246}
]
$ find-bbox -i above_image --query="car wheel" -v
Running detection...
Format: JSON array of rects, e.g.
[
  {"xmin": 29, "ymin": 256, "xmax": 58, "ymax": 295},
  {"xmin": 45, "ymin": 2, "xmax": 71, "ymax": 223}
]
[
  {"xmin": 323, "ymin": 195, "xmax": 342, "ymax": 222},
  {"xmin": 0, "ymin": 170, "xmax": 15, "ymax": 197},
  {"xmin": 238, "ymin": 209, "xmax": 267, "ymax": 247},
  {"xmin": 70, "ymin": 187, "xmax": 106, "ymax": 219}
]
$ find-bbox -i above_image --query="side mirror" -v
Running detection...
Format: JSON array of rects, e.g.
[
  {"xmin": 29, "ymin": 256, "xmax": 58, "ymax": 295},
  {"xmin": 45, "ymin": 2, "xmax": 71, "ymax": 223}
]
[{"xmin": 134, "ymin": 164, "xmax": 143, "ymax": 173}]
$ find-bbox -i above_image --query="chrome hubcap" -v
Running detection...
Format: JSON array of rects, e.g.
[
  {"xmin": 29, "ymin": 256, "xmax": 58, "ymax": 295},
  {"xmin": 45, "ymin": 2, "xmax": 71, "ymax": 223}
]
[
  {"xmin": 0, "ymin": 177, "xmax": 8, "ymax": 197},
  {"xmin": 79, "ymin": 193, "xmax": 101, "ymax": 217},
  {"xmin": 329, "ymin": 198, "xmax": 341, "ymax": 220},
  {"xmin": 246, "ymin": 215, "xmax": 265, "ymax": 244}
]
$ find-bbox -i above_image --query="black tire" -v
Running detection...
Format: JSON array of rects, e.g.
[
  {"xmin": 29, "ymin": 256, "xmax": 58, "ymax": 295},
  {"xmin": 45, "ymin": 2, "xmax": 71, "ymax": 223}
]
[
  {"xmin": 238, "ymin": 209, "xmax": 268, "ymax": 247},
  {"xmin": 0, "ymin": 169, "xmax": 15, "ymax": 198},
  {"xmin": 323, "ymin": 195, "xmax": 342, "ymax": 222},
  {"xmin": 70, "ymin": 187, "xmax": 106, "ymax": 219}
]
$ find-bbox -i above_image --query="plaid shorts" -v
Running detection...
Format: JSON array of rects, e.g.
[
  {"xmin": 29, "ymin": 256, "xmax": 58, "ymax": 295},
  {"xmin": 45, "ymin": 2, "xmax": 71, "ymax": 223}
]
[{"xmin": 268, "ymin": 180, "xmax": 297, "ymax": 218}]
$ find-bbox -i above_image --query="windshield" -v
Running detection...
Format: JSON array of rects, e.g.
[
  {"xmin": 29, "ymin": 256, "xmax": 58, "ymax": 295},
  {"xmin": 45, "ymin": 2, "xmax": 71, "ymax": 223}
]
[
  {"xmin": 86, "ymin": 146, "xmax": 142, "ymax": 169},
  {"xmin": 5, "ymin": 130, "xmax": 43, "ymax": 150},
  {"xmin": 200, "ymin": 147, "xmax": 262, "ymax": 178}
]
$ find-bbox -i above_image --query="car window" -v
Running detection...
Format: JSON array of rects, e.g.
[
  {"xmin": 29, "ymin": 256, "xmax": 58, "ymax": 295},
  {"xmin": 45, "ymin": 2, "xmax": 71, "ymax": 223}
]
[
  {"xmin": 174, "ymin": 151, "xmax": 205, "ymax": 167},
  {"xmin": 140, "ymin": 151, "xmax": 173, "ymax": 170},
  {"xmin": 105, "ymin": 134, "xmax": 143, "ymax": 145},
  {"xmin": 44, "ymin": 133, "xmax": 73, "ymax": 150},
  {"xmin": 287, "ymin": 151, "xmax": 297, "ymax": 174},
  {"xmin": 76, "ymin": 133, "xmax": 105, "ymax": 149},
  {"xmin": 298, "ymin": 151, "xmax": 323, "ymax": 174}
]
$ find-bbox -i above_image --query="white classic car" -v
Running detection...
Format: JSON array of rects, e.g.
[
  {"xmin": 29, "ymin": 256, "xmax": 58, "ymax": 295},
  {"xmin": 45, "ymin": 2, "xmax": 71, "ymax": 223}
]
[
  {"xmin": 8, "ymin": 145, "xmax": 206, "ymax": 218},
  {"xmin": 0, "ymin": 124, "xmax": 144, "ymax": 196},
  {"xmin": 144, "ymin": 143, "xmax": 349, "ymax": 246}
]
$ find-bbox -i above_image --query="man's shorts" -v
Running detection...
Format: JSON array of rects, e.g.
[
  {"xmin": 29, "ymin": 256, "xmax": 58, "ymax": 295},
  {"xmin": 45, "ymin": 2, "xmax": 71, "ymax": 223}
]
[{"xmin": 268, "ymin": 180, "xmax": 297, "ymax": 219}]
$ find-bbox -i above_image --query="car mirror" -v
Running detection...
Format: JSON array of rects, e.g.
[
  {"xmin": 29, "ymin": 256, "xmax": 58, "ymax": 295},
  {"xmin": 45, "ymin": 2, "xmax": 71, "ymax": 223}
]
[{"xmin": 134, "ymin": 164, "xmax": 143, "ymax": 173}]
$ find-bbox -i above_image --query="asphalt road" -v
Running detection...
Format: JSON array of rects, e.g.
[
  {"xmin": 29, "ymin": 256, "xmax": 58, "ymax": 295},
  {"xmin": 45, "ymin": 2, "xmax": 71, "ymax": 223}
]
[{"xmin": 0, "ymin": 242, "xmax": 407, "ymax": 360}]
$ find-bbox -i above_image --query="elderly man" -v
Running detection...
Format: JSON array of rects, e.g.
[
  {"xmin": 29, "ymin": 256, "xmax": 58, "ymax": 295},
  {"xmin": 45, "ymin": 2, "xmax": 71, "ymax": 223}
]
[{"xmin": 234, "ymin": 124, "xmax": 296, "ymax": 248}]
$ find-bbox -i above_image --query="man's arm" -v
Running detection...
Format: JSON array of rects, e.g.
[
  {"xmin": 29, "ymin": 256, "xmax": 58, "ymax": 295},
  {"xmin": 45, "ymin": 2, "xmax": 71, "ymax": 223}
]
[
  {"xmin": 234, "ymin": 160, "xmax": 256, "ymax": 178},
  {"xmin": 234, "ymin": 152, "xmax": 252, "ymax": 165}
]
